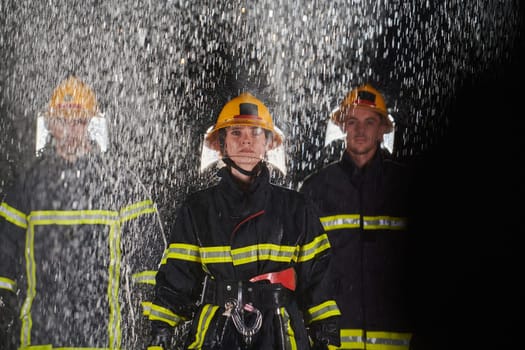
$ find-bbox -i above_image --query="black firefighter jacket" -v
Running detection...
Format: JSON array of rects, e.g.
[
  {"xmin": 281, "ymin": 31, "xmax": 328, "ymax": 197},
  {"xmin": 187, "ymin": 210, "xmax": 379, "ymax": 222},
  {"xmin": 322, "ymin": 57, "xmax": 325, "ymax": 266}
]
[
  {"xmin": 148, "ymin": 164, "xmax": 341, "ymax": 350},
  {"xmin": 0, "ymin": 151, "xmax": 166, "ymax": 350},
  {"xmin": 300, "ymin": 150, "xmax": 413, "ymax": 350}
]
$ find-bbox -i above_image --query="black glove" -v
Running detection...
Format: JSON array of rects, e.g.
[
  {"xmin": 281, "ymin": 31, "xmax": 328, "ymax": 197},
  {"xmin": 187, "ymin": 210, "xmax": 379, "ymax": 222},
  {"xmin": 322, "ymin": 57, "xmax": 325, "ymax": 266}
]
[
  {"xmin": 308, "ymin": 317, "xmax": 341, "ymax": 349},
  {"xmin": 149, "ymin": 321, "xmax": 173, "ymax": 349}
]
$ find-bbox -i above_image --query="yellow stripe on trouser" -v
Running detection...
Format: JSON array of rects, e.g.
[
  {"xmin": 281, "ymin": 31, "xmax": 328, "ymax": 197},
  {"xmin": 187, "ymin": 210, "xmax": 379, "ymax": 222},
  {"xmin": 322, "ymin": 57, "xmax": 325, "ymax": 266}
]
[{"xmin": 188, "ymin": 304, "xmax": 219, "ymax": 349}]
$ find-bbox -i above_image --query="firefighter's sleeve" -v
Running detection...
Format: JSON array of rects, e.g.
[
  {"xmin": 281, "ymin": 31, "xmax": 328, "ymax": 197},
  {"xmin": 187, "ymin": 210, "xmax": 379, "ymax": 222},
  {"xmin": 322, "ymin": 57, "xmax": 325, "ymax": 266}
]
[
  {"xmin": 294, "ymin": 199, "xmax": 341, "ymax": 346},
  {"xmin": 148, "ymin": 203, "xmax": 204, "ymax": 332}
]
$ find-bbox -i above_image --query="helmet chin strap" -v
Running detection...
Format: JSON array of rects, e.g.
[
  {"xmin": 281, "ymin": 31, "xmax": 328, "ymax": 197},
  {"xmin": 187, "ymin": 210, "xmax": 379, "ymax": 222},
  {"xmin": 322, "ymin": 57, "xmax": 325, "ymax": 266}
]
[{"xmin": 222, "ymin": 157, "xmax": 262, "ymax": 177}]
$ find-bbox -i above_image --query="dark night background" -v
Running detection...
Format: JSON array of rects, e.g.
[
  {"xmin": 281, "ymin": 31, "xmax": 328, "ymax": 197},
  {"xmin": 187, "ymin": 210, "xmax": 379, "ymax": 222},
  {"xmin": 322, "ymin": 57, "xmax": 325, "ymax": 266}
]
[{"xmin": 1, "ymin": 1, "xmax": 524, "ymax": 349}]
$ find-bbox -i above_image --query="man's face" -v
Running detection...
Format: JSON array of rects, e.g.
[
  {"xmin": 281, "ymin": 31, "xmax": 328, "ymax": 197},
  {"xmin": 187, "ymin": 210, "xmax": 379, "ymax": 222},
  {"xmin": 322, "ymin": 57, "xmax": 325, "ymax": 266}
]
[
  {"xmin": 224, "ymin": 125, "xmax": 270, "ymax": 171},
  {"xmin": 46, "ymin": 115, "xmax": 92, "ymax": 162},
  {"xmin": 344, "ymin": 108, "xmax": 386, "ymax": 158}
]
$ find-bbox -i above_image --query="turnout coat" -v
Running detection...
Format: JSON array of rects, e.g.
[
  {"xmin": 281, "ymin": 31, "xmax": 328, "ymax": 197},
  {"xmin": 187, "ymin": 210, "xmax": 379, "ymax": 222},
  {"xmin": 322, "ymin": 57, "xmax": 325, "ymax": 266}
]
[
  {"xmin": 149, "ymin": 165, "xmax": 340, "ymax": 350},
  {"xmin": 0, "ymin": 152, "xmax": 165, "ymax": 349},
  {"xmin": 300, "ymin": 150, "xmax": 413, "ymax": 350}
]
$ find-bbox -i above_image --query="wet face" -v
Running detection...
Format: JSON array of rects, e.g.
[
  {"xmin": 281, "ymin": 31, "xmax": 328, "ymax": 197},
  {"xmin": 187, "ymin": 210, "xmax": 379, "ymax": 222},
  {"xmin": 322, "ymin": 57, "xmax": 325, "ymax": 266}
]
[
  {"xmin": 223, "ymin": 125, "xmax": 270, "ymax": 171},
  {"xmin": 46, "ymin": 115, "xmax": 92, "ymax": 162},
  {"xmin": 344, "ymin": 108, "xmax": 387, "ymax": 161}
]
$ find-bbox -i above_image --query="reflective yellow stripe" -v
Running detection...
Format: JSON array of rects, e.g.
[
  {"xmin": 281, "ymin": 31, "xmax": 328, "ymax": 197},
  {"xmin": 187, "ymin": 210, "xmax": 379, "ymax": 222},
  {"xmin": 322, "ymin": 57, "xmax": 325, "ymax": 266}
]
[
  {"xmin": 29, "ymin": 210, "xmax": 118, "ymax": 225},
  {"xmin": 0, "ymin": 202, "xmax": 28, "ymax": 228},
  {"xmin": 297, "ymin": 233, "xmax": 331, "ymax": 263},
  {"xmin": 162, "ymin": 243, "xmax": 201, "ymax": 264},
  {"xmin": 278, "ymin": 306, "xmax": 298, "ymax": 350},
  {"xmin": 132, "ymin": 270, "xmax": 157, "ymax": 285},
  {"xmin": 145, "ymin": 302, "xmax": 186, "ymax": 327},
  {"xmin": 0, "ymin": 276, "xmax": 16, "ymax": 292},
  {"xmin": 321, "ymin": 214, "xmax": 360, "ymax": 231},
  {"xmin": 20, "ymin": 223, "xmax": 35, "ymax": 347},
  {"xmin": 365, "ymin": 331, "xmax": 412, "ymax": 350},
  {"xmin": 108, "ymin": 222, "xmax": 122, "ymax": 348},
  {"xmin": 307, "ymin": 300, "xmax": 341, "ymax": 323},
  {"xmin": 18, "ymin": 208, "xmax": 132, "ymax": 348},
  {"xmin": 231, "ymin": 243, "xmax": 296, "ymax": 265},
  {"xmin": 200, "ymin": 246, "xmax": 231, "ymax": 264},
  {"xmin": 335, "ymin": 329, "xmax": 412, "ymax": 349},
  {"xmin": 120, "ymin": 199, "xmax": 157, "ymax": 222},
  {"xmin": 363, "ymin": 216, "xmax": 407, "ymax": 230},
  {"xmin": 321, "ymin": 214, "xmax": 407, "ymax": 232},
  {"xmin": 188, "ymin": 304, "xmax": 219, "ymax": 349},
  {"xmin": 339, "ymin": 329, "xmax": 365, "ymax": 349}
]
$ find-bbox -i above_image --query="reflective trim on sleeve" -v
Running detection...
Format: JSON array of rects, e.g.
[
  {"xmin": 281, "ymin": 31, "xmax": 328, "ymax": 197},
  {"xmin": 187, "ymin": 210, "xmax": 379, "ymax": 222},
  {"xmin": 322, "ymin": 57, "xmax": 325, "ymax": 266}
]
[
  {"xmin": 307, "ymin": 300, "xmax": 341, "ymax": 323},
  {"xmin": 132, "ymin": 270, "xmax": 157, "ymax": 285},
  {"xmin": 320, "ymin": 214, "xmax": 360, "ymax": 231},
  {"xmin": 296, "ymin": 233, "xmax": 331, "ymax": 263},
  {"xmin": 0, "ymin": 202, "xmax": 28, "ymax": 228},
  {"xmin": 363, "ymin": 216, "xmax": 407, "ymax": 230},
  {"xmin": 120, "ymin": 199, "xmax": 157, "ymax": 222},
  {"xmin": 145, "ymin": 302, "xmax": 186, "ymax": 327},
  {"xmin": 188, "ymin": 304, "xmax": 219, "ymax": 349},
  {"xmin": 339, "ymin": 329, "xmax": 365, "ymax": 349},
  {"xmin": 161, "ymin": 243, "xmax": 201, "ymax": 264},
  {"xmin": 0, "ymin": 277, "xmax": 16, "ymax": 292}
]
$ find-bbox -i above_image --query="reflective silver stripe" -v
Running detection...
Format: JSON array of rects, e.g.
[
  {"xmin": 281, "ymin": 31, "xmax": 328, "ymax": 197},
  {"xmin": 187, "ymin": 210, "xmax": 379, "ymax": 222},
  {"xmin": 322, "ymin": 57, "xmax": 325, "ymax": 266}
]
[
  {"xmin": 321, "ymin": 214, "xmax": 407, "ymax": 231},
  {"xmin": 297, "ymin": 234, "xmax": 331, "ymax": 263},
  {"xmin": 121, "ymin": 199, "xmax": 156, "ymax": 222},
  {"xmin": 0, "ymin": 277, "xmax": 16, "ymax": 292},
  {"xmin": 146, "ymin": 303, "xmax": 184, "ymax": 326},
  {"xmin": 278, "ymin": 306, "xmax": 298, "ymax": 350},
  {"xmin": 29, "ymin": 210, "xmax": 118, "ymax": 225},
  {"xmin": 132, "ymin": 271, "xmax": 157, "ymax": 285},
  {"xmin": 320, "ymin": 214, "xmax": 360, "ymax": 231},
  {"xmin": 308, "ymin": 300, "xmax": 341, "ymax": 322},
  {"xmin": 20, "ymin": 224, "xmax": 36, "ymax": 347},
  {"xmin": 0, "ymin": 202, "xmax": 28, "ymax": 228},
  {"xmin": 108, "ymin": 222, "xmax": 122, "ymax": 348},
  {"xmin": 188, "ymin": 304, "xmax": 219, "ymax": 349},
  {"xmin": 367, "ymin": 336, "xmax": 411, "ymax": 347},
  {"xmin": 231, "ymin": 244, "xmax": 296, "ymax": 265},
  {"xmin": 163, "ymin": 243, "xmax": 201, "ymax": 263},
  {"xmin": 363, "ymin": 216, "xmax": 407, "ymax": 230}
]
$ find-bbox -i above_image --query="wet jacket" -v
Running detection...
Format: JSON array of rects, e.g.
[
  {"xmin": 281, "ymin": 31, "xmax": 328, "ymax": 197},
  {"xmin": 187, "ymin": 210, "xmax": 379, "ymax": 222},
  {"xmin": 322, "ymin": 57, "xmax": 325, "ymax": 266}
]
[
  {"xmin": 0, "ymin": 152, "xmax": 166, "ymax": 349},
  {"xmin": 148, "ymin": 164, "xmax": 340, "ymax": 350},
  {"xmin": 300, "ymin": 150, "xmax": 413, "ymax": 350}
]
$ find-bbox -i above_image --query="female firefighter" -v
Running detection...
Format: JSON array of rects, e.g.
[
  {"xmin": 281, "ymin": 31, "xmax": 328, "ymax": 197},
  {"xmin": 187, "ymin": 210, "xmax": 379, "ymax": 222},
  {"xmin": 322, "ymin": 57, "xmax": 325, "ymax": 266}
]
[{"xmin": 147, "ymin": 92, "xmax": 341, "ymax": 350}]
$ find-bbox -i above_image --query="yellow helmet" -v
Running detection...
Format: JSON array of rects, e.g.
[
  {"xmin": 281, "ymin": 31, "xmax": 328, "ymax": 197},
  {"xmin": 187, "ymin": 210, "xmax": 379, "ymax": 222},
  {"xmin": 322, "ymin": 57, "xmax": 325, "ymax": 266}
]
[
  {"xmin": 47, "ymin": 76, "xmax": 98, "ymax": 119},
  {"xmin": 331, "ymin": 83, "xmax": 393, "ymax": 133},
  {"xmin": 204, "ymin": 92, "xmax": 283, "ymax": 151}
]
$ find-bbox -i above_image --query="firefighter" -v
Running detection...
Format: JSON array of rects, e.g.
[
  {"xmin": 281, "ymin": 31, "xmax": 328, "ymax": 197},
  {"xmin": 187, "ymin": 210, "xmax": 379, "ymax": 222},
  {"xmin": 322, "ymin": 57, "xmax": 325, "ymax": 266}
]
[
  {"xmin": 0, "ymin": 76, "xmax": 166, "ymax": 349},
  {"xmin": 147, "ymin": 92, "xmax": 341, "ymax": 350},
  {"xmin": 300, "ymin": 84, "xmax": 414, "ymax": 349}
]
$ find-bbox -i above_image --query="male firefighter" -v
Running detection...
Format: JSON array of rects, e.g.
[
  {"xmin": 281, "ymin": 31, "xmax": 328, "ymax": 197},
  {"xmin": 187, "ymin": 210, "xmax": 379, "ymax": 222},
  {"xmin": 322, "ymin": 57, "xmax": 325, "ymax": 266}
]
[
  {"xmin": 300, "ymin": 84, "xmax": 414, "ymax": 349},
  {"xmin": 147, "ymin": 92, "xmax": 341, "ymax": 350},
  {"xmin": 0, "ymin": 76, "xmax": 166, "ymax": 349}
]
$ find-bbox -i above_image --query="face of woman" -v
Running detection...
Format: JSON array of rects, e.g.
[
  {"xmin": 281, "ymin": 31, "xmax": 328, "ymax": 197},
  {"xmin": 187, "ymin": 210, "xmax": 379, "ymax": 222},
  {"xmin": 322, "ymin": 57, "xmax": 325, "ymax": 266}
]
[{"xmin": 224, "ymin": 125, "xmax": 270, "ymax": 171}]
